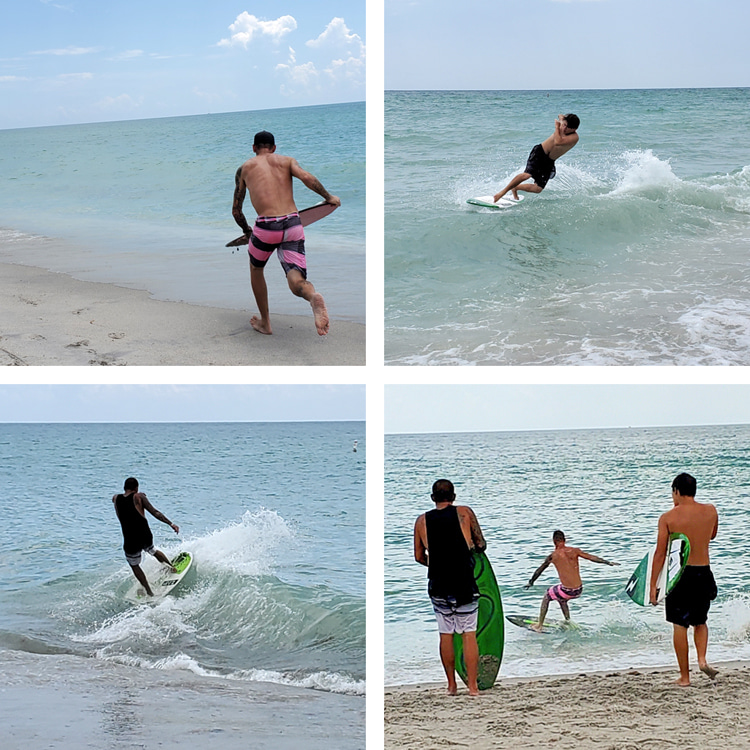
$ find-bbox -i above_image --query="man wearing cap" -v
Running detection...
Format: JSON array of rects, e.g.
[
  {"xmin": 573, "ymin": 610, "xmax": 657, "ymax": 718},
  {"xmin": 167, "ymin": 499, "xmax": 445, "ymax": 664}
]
[{"xmin": 232, "ymin": 130, "xmax": 341, "ymax": 336}]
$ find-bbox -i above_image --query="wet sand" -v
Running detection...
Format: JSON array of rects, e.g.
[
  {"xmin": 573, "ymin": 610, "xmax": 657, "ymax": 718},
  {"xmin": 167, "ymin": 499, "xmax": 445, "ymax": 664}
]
[{"xmin": 1, "ymin": 649, "xmax": 364, "ymax": 750}]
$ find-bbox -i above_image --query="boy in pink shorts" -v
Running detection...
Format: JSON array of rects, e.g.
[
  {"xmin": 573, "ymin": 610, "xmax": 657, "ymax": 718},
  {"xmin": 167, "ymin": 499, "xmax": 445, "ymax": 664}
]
[
  {"xmin": 232, "ymin": 130, "xmax": 340, "ymax": 336},
  {"xmin": 524, "ymin": 530, "xmax": 618, "ymax": 631}
]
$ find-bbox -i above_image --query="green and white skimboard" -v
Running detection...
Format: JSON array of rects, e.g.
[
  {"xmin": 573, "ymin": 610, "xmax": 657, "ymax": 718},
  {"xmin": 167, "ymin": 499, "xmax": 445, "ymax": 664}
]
[
  {"xmin": 453, "ymin": 551, "xmax": 504, "ymax": 690},
  {"xmin": 625, "ymin": 533, "xmax": 690, "ymax": 606},
  {"xmin": 125, "ymin": 551, "xmax": 193, "ymax": 603},
  {"xmin": 467, "ymin": 194, "xmax": 524, "ymax": 210}
]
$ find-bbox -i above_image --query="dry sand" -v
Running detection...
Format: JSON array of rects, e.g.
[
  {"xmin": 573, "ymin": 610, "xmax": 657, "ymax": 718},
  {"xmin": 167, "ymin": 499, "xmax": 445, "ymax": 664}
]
[
  {"xmin": 0, "ymin": 261, "xmax": 365, "ymax": 366},
  {"xmin": 385, "ymin": 662, "xmax": 750, "ymax": 750}
]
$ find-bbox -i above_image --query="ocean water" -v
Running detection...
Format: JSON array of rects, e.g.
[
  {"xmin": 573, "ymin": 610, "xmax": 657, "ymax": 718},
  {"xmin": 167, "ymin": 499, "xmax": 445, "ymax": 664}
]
[
  {"xmin": 385, "ymin": 424, "xmax": 750, "ymax": 685},
  {"xmin": 0, "ymin": 102, "xmax": 365, "ymax": 322},
  {"xmin": 385, "ymin": 88, "xmax": 750, "ymax": 363},
  {"xmin": 0, "ymin": 421, "xmax": 365, "ymax": 695}
]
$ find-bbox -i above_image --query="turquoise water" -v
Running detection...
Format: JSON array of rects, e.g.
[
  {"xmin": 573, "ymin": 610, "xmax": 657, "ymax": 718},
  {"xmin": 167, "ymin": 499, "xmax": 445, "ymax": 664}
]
[
  {"xmin": 385, "ymin": 88, "xmax": 750, "ymax": 363},
  {"xmin": 0, "ymin": 102, "xmax": 365, "ymax": 321},
  {"xmin": 385, "ymin": 424, "xmax": 750, "ymax": 684},
  {"xmin": 0, "ymin": 421, "xmax": 365, "ymax": 694}
]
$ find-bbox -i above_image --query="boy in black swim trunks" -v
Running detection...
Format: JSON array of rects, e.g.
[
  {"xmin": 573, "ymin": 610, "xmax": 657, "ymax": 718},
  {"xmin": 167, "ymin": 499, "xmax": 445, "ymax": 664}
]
[
  {"xmin": 493, "ymin": 114, "xmax": 580, "ymax": 202},
  {"xmin": 650, "ymin": 473, "xmax": 719, "ymax": 686}
]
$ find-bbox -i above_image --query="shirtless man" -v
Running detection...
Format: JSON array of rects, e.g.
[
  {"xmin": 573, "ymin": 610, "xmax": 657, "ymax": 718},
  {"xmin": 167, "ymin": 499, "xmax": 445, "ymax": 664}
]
[
  {"xmin": 414, "ymin": 479, "xmax": 486, "ymax": 696},
  {"xmin": 650, "ymin": 473, "xmax": 719, "ymax": 686},
  {"xmin": 493, "ymin": 114, "xmax": 580, "ymax": 202},
  {"xmin": 232, "ymin": 130, "xmax": 341, "ymax": 336},
  {"xmin": 525, "ymin": 530, "xmax": 618, "ymax": 632},
  {"xmin": 113, "ymin": 477, "xmax": 180, "ymax": 597}
]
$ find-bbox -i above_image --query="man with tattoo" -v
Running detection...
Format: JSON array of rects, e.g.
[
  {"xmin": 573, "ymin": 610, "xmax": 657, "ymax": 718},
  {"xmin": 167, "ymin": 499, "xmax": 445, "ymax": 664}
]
[
  {"xmin": 414, "ymin": 479, "xmax": 486, "ymax": 696},
  {"xmin": 113, "ymin": 477, "xmax": 180, "ymax": 597},
  {"xmin": 232, "ymin": 130, "xmax": 341, "ymax": 336}
]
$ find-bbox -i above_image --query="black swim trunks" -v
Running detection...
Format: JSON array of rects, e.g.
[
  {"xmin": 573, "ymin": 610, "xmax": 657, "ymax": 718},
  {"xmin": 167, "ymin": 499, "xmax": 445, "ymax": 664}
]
[
  {"xmin": 665, "ymin": 565, "xmax": 717, "ymax": 628},
  {"xmin": 525, "ymin": 144, "xmax": 556, "ymax": 189}
]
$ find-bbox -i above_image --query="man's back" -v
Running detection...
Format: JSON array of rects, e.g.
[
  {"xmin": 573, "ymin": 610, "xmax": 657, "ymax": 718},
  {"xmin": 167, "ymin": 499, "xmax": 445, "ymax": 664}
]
[
  {"xmin": 241, "ymin": 153, "xmax": 297, "ymax": 216},
  {"xmin": 662, "ymin": 501, "xmax": 718, "ymax": 566}
]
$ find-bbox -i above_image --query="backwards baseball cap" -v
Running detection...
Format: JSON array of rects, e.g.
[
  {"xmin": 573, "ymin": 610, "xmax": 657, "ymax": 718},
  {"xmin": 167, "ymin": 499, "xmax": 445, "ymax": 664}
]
[{"xmin": 253, "ymin": 130, "xmax": 275, "ymax": 147}]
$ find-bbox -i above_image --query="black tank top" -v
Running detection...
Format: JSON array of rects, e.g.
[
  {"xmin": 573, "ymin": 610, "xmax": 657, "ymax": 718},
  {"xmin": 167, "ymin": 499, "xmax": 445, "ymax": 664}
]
[
  {"xmin": 115, "ymin": 493, "xmax": 153, "ymax": 554},
  {"xmin": 425, "ymin": 505, "xmax": 477, "ymax": 604}
]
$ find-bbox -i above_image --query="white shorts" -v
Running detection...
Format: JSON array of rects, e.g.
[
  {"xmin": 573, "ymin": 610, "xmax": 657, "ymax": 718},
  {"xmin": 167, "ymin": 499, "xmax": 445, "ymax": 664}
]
[
  {"xmin": 431, "ymin": 596, "xmax": 479, "ymax": 634},
  {"xmin": 125, "ymin": 544, "xmax": 156, "ymax": 567}
]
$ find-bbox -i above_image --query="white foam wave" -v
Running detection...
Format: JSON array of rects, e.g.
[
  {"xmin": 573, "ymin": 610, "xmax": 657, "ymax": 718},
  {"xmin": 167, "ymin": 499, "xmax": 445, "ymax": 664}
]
[
  {"xmin": 96, "ymin": 651, "xmax": 365, "ymax": 695},
  {"xmin": 610, "ymin": 149, "xmax": 680, "ymax": 195}
]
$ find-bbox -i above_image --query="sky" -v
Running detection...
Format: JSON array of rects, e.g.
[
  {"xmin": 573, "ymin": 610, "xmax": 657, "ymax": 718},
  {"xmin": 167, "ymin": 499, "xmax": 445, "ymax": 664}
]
[
  {"xmin": 386, "ymin": 0, "xmax": 749, "ymax": 91},
  {"xmin": 0, "ymin": 1, "xmax": 365, "ymax": 129},
  {"xmin": 385, "ymin": 385, "xmax": 750, "ymax": 434},
  {"xmin": 0, "ymin": 385, "xmax": 365, "ymax": 423}
]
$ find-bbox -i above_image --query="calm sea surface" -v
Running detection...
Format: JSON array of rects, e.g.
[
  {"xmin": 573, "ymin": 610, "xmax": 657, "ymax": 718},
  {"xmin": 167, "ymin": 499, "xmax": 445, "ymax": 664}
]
[
  {"xmin": 385, "ymin": 424, "xmax": 750, "ymax": 684},
  {"xmin": 0, "ymin": 102, "xmax": 365, "ymax": 321},
  {"xmin": 386, "ymin": 88, "xmax": 750, "ymax": 363},
  {"xmin": 0, "ymin": 421, "xmax": 365, "ymax": 695}
]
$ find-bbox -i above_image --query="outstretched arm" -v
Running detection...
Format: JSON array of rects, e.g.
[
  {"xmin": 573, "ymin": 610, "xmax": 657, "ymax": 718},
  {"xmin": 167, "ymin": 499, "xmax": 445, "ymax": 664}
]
[
  {"xmin": 140, "ymin": 494, "xmax": 179, "ymax": 534},
  {"xmin": 578, "ymin": 549, "xmax": 619, "ymax": 566},
  {"xmin": 290, "ymin": 160, "xmax": 341, "ymax": 206},
  {"xmin": 232, "ymin": 167, "xmax": 252, "ymax": 235},
  {"xmin": 524, "ymin": 555, "xmax": 553, "ymax": 588}
]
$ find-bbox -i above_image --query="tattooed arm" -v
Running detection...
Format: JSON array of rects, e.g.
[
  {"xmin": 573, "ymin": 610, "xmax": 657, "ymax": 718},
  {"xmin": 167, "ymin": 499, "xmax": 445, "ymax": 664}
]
[
  {"xmin": 290, "ymin": 160, "xmax": 341, "ymax": 207},
  {"xmin": 232, "ymin": 166, "xmax": 253, "ymax": 235}
]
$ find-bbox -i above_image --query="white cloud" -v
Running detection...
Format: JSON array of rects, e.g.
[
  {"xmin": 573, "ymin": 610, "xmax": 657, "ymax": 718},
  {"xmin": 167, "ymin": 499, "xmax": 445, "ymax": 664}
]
[
  {"xmin": 276, "ymin": 60, "xmax": 320, "ymax": 89},
  {"xmin": 32, "ymin": 46, "xmax": 100, "ymax": 56},
  {"xmin": 56, "ymin": 72, "xmax": 93, "ymax": 81},
  {"xmin": 97, "ymin": 93, "xmax": 144, "ymax": 111},
  {"xmin": 218, "ymin": 13, "xmax": 297, "ymax": 48},
  {"xmin": 111, "ymin": 50, "xmax": 144, "ymax": 61},
  {"xmin": 0, "ymin": 75, "xmax": 30, "ymax": 82},
  {"xmin": 306, "ymin": 17, "xmax": 364, "ymax": 56}
]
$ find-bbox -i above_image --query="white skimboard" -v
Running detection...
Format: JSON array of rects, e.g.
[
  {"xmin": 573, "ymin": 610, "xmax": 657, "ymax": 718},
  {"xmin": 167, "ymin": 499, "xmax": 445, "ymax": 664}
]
[
  {"xmin": 625, "ymin": 533, "xmax": 690, "ymax": 606},
  {"xmin": 124, "ymin": 551, "xmax": 193, "ymax": 603},
  {"xmin": 467, "ymin": 194, "xmax": 524, "ymax": 210},
  {"xmin": 226, "ymin": 201, "xmax": 338, "ymax": 247}
]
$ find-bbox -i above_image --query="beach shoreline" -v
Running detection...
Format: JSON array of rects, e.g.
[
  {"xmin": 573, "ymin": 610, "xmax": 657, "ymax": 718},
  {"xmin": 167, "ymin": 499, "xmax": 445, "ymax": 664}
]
[
  {"xmin": 1, "ymin": 649, "xmax": 364, "ymax": 750},
  {"xmin": 0, "ymin": 260, "xmax": 365, "ymax": 365},
  {"xmin": 385, "ymin": 660, "xmax": 750, "ymax": 749}
]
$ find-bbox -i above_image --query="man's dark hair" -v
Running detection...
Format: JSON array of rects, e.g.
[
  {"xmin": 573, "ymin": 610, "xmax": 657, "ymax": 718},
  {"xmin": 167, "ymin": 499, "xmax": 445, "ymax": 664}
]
[
  {"xmin": 124, "ymin": 477, "xmax": 139, "ymax": 491},
  {"xmin": 563, "ymin": 113, "xmax": 580, "ymax": 130},
  {"xmin": 553, "ymin": 529, "xmax": 566, "ymax": 543},
  {"xmin": 672, "ymin": 473, "xmax": 697, "ymax": 497},
  {"xmin": 253, "ymin": 130, "xmax": 275, "ymax": 147},
  {"xmin": 431, "ymin": 479, "xmax": 455, "ymax": 503}
]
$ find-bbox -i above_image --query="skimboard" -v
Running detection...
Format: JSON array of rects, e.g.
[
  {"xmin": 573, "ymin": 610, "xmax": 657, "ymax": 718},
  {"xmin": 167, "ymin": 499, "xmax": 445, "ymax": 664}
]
[
  {"xmin": 625, "ymin": 533, "xmax": 690, "ymax": 606},
  {"xmin": 467, "ymin": 194, "xmax": 524, "ymax": 210},
  {"xmin": 226, "ymin": 201, "xmax": 338, "ymax": 247},
  {"xmin": 505, "ymin": 614, "xmax": 576, "ymax": 634},
  {"xmin": 124, "ymin": 551, "xmax": 193, "ymax": 603},
  {"xmin": 453, "ymin": 551, "xmax": 504, "ymax": 691}
]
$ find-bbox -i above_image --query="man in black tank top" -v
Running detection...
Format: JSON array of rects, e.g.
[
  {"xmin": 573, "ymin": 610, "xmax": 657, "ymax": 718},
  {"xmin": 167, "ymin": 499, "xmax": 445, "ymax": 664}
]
[
  {"xmin": 414, "ymin": 479, "xmax": 486, "ymax": 696},
  {"xmin": 113, "ymin": 477, "xmax": 180, "ymax": 597}
]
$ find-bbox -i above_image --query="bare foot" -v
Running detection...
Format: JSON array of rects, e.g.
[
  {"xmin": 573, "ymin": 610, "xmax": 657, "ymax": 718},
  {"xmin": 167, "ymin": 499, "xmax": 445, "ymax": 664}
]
[
  {"xmin": 530, "ymin": 623, "xmax": 543, "ymax": 633},
  {"xmin": 250, "ymin": 315, "xmax": 272, "ymax": 335},
  {"xmin": 447, "ymin": 684, "xmax": 457, "ymax": 697},
  {"xmin": 700, "ymin": 663, "xmax": 718, "ymax": 680},
  {"xmin": 675, "ymin": 678, "xmax": 691, "ymax": 687},
  {"xmin": 311, "ymin": 293, "xmax": 329, "ymax": 336},
  {"xmin": 468, "ymin": 687, "xmax": 480, "ymax": 697},
  {"xmin": 493, "ymin": 192, "xmax": 505, "ymax": 203}
]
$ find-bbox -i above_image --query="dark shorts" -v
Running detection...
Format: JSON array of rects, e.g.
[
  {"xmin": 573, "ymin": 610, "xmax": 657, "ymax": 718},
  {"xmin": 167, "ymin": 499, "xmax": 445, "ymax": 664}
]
[
  {"xmin": 525, "ymin": 144, "xmax": 556, "ymax": 189},
  {"xmin": 665, "ymin": 565, "xmax": 717, "ymax": 628},
  {"xmin": 249, "ymin": 213, "xmax": 307, "ymax": 278}
]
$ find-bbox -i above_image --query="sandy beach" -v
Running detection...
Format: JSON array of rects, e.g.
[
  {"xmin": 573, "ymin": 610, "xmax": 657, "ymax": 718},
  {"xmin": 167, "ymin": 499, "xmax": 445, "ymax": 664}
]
[
  {"xmin": 385, "ymin": 662, "xmax": 750, "ymax": 750},
  {"xmin": 1, "ymin": 650, "xmax": 364, "ymax": 750},
  {"xmin": 0, "ymin": 261, "xmax": 365, "ymax": 366}
]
